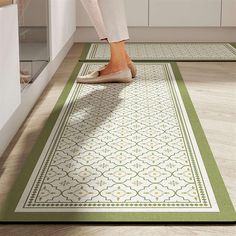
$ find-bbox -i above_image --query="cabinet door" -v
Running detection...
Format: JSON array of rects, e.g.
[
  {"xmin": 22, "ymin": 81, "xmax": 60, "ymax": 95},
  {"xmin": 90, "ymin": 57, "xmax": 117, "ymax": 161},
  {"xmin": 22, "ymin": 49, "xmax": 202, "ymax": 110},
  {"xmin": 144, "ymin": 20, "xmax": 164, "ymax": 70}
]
[
  {"xmin": 49, "ymin": 0, "xmax": 76, "ymax": 60},
  {"xmin": 125, "ymin": 0, "xmax": 148, "ymax": 26},
  {"xmin": 149, "ymin": 0, "xmax": 221, "ymax": 27},
  {"xmin": 0, "ymin": 5, "xmax": 21, "ymax": 130},
  {"xmin": 222, "ymin": 0, "xmax": 236, "ymax": 26},
  {"xmin": 77, "ymin": 0, "xmax": 148, "ymax": 27}
]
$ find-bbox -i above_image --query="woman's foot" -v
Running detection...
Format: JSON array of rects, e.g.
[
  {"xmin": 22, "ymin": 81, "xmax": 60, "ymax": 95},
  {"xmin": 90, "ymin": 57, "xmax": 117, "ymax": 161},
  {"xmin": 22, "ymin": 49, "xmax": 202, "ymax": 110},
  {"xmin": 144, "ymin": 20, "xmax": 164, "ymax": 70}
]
[
  {"xmin": 77, "ymin": 68, "xmax": 133, "ymax": 84},
  {"xmin": 95, "ymin": 53, "xmax": 136, "ymax": 77},
  {"xmin": 128, "ymin": 61, "xmax": 137, "ymax": 78},
  {"xmin": 99, "ymin": 63, "xmax": 129, "ymax": 76},
  {"xmin": 78, "ymin": 41, "xmax": 137, "ymax": 83},
  {"xmin": 88, "ymin": 61, "xmax": 137, "ymax": 78}
]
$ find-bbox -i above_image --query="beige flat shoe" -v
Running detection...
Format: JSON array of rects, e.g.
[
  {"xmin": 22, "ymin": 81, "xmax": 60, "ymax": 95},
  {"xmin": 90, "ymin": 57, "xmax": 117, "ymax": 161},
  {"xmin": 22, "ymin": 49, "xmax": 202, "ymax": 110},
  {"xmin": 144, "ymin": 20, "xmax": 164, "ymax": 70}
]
[
  {"xmin": 88, "ymin": 61, "xmax": 137, "ymax": 79},
  {"xmin": 128, "ymin": 61, "xmax": 137, "ymax": 78},
  {"xmin": 77, "ymin": 68, "xmax": 133, "ymax": 84}
]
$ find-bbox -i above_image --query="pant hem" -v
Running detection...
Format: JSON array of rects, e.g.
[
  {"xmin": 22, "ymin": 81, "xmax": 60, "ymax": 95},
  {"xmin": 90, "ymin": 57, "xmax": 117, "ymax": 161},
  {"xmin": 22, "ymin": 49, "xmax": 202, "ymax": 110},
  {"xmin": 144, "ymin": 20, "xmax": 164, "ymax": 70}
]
[{"xmin": 107, "ymin": 37, "xmax": 130, "ymax": 43}]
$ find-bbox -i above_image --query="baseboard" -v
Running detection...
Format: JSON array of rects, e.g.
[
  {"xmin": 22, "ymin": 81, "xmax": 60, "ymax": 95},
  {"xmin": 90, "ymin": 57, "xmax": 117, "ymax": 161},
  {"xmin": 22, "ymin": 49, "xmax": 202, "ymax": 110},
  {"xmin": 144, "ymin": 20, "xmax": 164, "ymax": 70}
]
[
  {"xmin": 0, "ymin": 35, "xmax": 74, "ymax": 156},
  {"xmin": 75, "ymin": 27, "xmax": 236, "ymax": 42}
]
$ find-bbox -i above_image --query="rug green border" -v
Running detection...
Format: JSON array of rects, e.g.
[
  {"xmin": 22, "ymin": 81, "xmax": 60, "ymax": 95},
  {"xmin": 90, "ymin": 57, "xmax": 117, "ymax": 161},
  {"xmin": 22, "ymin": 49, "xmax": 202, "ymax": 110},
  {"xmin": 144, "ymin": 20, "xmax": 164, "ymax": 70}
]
[
  {"xmin": 0, "ymin": 60, "xmax": 235, "ymax": 222},
  {"xmin": 79, "ymin": 42, "xmax": 236, "ymax": 62},
  {"xmin": 230, "ymin": 42, "xmax": 236, "ymax": 50}
]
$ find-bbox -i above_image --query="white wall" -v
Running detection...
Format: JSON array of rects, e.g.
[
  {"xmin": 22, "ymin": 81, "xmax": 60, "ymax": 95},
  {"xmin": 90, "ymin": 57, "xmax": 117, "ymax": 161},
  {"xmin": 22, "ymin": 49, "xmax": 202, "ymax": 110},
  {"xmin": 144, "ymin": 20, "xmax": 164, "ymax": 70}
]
[
  {"xmin": 49, "ymin": 0, "xmax": 76, "ymax": 60},
  {"xmin": 0, "ymin": 5, "xmax": 21, "ymax": 131}
]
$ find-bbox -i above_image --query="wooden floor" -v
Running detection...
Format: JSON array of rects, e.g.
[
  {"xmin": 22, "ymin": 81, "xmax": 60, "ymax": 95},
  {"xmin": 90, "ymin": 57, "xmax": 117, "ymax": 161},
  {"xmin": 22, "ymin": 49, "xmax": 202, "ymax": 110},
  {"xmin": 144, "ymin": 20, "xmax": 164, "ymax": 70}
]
[{"xmin": 0, "ymin": 43, "xmax": 235, "ymax": 235}]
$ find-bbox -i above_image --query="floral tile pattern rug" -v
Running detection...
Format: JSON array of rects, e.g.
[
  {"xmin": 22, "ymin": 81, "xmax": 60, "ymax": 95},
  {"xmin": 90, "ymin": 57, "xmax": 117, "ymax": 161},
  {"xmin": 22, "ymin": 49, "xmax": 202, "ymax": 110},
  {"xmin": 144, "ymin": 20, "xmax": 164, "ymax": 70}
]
[
  {"xmin": 80, "ymin": 43, "xmax": 236, "ymax": 62},
  {"xmin": 0, "ymin": 62, "xmax": 235, "ymax": 222}
]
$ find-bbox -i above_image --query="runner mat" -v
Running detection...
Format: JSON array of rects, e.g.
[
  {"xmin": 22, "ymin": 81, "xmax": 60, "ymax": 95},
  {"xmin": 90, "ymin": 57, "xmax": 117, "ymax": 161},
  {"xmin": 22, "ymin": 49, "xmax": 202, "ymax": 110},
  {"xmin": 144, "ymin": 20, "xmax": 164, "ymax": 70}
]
[
  {"xmin": 80, "ymin": 43, "xmax": 236, "ymax": 62},
  {"xmin": 1, "ymin": 61, "xmax": 235, "ymax": 222}
]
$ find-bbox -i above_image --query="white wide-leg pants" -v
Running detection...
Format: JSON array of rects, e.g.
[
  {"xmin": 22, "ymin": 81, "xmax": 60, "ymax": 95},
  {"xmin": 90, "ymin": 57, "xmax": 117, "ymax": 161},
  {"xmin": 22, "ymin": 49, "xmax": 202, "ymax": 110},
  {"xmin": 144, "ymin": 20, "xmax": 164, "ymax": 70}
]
[{"xmin": 80, "ymin": 0, "xmax": 130, "ymax": 43}]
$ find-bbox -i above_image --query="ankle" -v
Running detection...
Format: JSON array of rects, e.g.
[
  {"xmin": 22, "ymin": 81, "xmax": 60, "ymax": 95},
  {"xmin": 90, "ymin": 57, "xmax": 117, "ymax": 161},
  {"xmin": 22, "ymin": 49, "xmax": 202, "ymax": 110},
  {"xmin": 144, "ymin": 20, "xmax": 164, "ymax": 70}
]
[
  {"xmin": 108, "ymin": 61, "xmax": 129, "ymax": 70},
  {"xmin": 108, "ymin": 65, "xmax": 129, "ymax": 72},
  {"xmin": 125, "ymin": 52, "xmax": 132, "ymax": 64},
  {"xmin": 100, "ymin": 64, "xmax": 128, "ymax": 75}
]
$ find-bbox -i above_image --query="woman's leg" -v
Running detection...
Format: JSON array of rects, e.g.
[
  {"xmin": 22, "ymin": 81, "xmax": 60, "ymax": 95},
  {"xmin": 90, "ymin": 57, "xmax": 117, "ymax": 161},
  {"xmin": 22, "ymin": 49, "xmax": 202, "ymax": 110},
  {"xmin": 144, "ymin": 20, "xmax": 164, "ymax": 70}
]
[
  {"xmin": 97, "ymin": 0, "xmax": 131, "ymax": 75},
  {"xmin": 80, "ymin": 0, "xmax": 107, "ymax": 40},
  {"xmin": 98, "ymin": 0, "xmax": 129, "ymax": 43},
  {"xmin": 80, "ymin": 0, "xmax": 134, "ymax": 80},
  {"xmin": 98, "ymin": 41, "xmax": 131, "ymax": 76}
]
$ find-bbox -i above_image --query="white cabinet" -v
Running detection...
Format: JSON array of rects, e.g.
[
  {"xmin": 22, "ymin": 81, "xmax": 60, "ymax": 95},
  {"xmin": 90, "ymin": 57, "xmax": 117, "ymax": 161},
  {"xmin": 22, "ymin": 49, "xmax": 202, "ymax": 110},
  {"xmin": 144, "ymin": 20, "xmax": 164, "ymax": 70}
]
[
  {"xmin": 222, "ymin": 0, "xmax": 236, "ymax": 26},
  {"xmin": 149, "ymin": 0, "xmax": 221, "ymax": 27},
  {"xmin": 77, "ymin": 0, "xmax": 148, "ymax": 27},
  {"xmin": 77, "ymin": 0, "xmax": 236, "ymax": 28},
  {"xmin": 49, "ymin": 0, "xmax": 76, "ymax": 60},
  {"xmin": 125, "ymin": 0, "xmax": 148, "ymax": 26},
  {"xmin": 0, "ymin": 5, "xmax": 21, "ymax": 131}
]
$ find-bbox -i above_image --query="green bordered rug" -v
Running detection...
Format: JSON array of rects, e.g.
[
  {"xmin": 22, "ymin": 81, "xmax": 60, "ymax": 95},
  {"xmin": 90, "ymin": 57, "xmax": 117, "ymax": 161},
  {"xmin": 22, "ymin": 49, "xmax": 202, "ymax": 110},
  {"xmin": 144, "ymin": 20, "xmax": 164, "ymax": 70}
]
[
  {"xmin": 0, "ymin": 61, "xmax": 235, "ymax": 222},
  {"xmin": 80, "ymin": 42, "xmax": 236, "ymax": 62}
]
